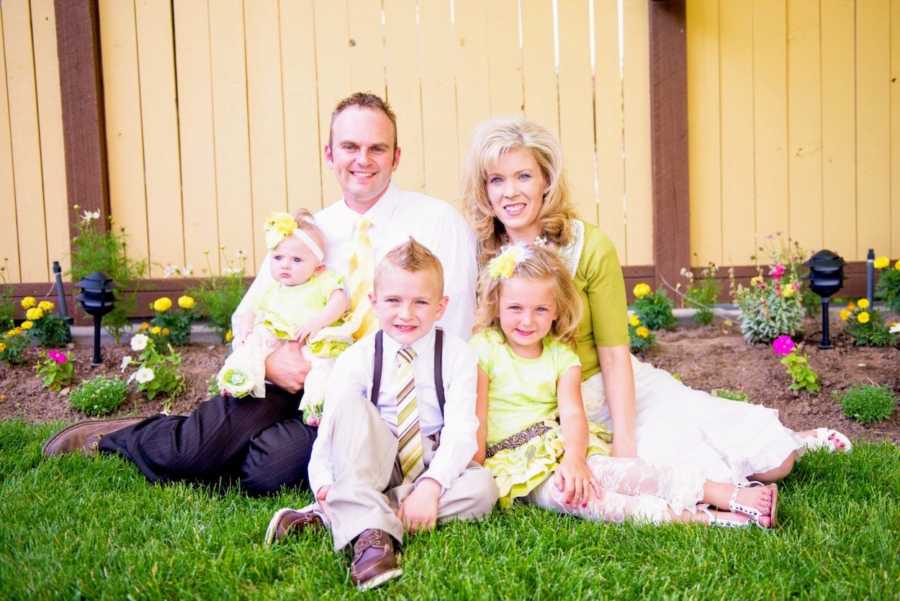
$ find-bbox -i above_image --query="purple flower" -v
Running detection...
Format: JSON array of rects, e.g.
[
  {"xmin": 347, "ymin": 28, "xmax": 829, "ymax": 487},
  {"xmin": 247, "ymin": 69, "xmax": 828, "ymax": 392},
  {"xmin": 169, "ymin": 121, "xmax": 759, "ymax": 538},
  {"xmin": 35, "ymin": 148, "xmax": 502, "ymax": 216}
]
[
  {"xmin": 769, "ymin": 264, "xmax": 785, "ymax": 280},
  {"xmin": 771, "ymin": 335, "xmax": 795, "ymax": 357},
  {"xmin": 47, "ymin": 349, "xmax": 67, "ymax": 365}
]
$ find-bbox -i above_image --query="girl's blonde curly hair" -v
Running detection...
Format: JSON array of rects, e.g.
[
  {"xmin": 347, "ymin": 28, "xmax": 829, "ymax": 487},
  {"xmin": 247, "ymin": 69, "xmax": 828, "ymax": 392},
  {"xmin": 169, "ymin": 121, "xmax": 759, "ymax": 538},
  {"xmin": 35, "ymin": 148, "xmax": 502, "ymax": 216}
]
[
  {"xmin": 462, "ymin": 118, "xmax": 577, "ymax": 266},
  {"xmin": 474, "ymin": 244, "xmax": 583, "ymax": 345}
]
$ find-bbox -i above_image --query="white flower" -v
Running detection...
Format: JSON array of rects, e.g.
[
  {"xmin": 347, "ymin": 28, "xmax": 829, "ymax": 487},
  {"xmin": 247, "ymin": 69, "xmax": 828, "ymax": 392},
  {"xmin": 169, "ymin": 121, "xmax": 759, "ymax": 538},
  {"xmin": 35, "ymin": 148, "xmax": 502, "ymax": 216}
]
[
  {"xmin": 133, "ymin": 367, "xmax": 155, "ymax": 384},
  {"xmin": 182, "ymin": 264, "xmax": 193, "ymax": 276},
  {"xmin": 130, "ymin": 333, "xmax": 149, "ymax": 352},
  {"xmin": 80, "ymin": 209, "xmax": 100, "ymax": 223},
  {"xmin": 120, "ymin": 355, "xmax": 133, "ymax": 371},
  {"xmin": 890, "ymin": 322, "xmax": 900, "ymax": 334},
  {"xmin": 223, "ymin": 266, "xmax": 242, "ymax": 276},
  {"xmin": 162, "ymin": 264, "xmax": 179, "ymax": 278}
]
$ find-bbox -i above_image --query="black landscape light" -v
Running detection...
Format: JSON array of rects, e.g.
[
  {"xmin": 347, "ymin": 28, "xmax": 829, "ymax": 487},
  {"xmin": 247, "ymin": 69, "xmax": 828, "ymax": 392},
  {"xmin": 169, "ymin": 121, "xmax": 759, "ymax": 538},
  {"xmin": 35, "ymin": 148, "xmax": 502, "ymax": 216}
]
[
  {"xmin": 806, "ymin": 250, "xmax": 845, "ymax": 349},
  {"xmin": 76, "ymin": 272, "xmax": 116, "ymax": 364}
]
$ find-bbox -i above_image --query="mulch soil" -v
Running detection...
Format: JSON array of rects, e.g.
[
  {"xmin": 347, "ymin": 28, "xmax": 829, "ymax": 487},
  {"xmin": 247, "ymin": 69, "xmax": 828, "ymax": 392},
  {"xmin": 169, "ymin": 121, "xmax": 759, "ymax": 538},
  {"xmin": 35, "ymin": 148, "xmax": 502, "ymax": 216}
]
[{"xmin": 1, "ymin": 318, "xmax": 898, "ymax": 445}]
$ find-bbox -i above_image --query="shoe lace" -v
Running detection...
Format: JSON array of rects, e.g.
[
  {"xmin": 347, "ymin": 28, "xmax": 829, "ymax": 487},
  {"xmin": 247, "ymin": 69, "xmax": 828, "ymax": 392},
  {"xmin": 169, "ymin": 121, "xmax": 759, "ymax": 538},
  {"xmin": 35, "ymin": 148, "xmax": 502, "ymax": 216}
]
[{"xmin": 354, "ymin": 529, "xmax": 389, "ymax": 558}]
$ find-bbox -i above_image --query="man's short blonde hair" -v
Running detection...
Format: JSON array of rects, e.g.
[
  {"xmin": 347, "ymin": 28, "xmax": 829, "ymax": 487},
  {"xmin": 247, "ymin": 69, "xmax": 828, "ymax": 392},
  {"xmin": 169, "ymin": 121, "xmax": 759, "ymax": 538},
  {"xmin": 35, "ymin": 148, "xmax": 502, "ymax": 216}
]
[{"xmin": 375, "ymin": 238, "xmax": 444, "ymax": 295}]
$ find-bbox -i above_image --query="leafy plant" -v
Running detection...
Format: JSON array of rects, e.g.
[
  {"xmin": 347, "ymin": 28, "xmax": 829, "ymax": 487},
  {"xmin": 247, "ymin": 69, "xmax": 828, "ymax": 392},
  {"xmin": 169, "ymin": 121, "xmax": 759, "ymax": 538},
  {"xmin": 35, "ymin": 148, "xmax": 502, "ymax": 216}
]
[
  {"xmin": 874, "ymin": 257, "xmax": 900, "ymax": 312},
  {"xmin": 148, "ymin": 296, "xmax": 196, "ymax": 346},
  {"xmin": 69, "ymin": 209, "xmax": 147, "ymax": 343},
  {"xmin": 186, "ymin": 251, "xmax": 248, "ymax": 343},
  {"xmin": 125, "ymin": 333, "xmax": 185, "ymax": 408},
  {"xmin": 0, "ymin": 327, "xmax": 29, "ymax": 365},
  {"xmin": 69, "ymin": 376, "xmax": 129, "ymax": 416},
  {"xmin": 780, "ymin": 352, "xmax": 820, "ymax": 393},
  {"xmin": 0, "ymin": 258, "xmax": 14, "ymax": 331},
  {"xmin": 680, "ymin": 262, "xmax": 721, "ymax": 325},
  {"xmin": 838, "ymin": 384, "xmax": 896, "ymax": 424},
  {"xmin": 632, "ymin": 283, "xmax": 677, "ymax": 331},
  {"xmin": 711, "ymin": 388, "xmax": 748, "ymax": 402},
  {"xmin": 841, "ymin": 298, "xmax": 897, "ymax": 348},
  {"xmin": 628, "ymin": 314, "xmax": 655, "ymax": 353},
  {"xmin": 731, "ymin": 235, "xmax": 808, "ymax": 343},
  {"xmin": 34, "ymin": 349, "xmax": 75, "ymax": 392}
]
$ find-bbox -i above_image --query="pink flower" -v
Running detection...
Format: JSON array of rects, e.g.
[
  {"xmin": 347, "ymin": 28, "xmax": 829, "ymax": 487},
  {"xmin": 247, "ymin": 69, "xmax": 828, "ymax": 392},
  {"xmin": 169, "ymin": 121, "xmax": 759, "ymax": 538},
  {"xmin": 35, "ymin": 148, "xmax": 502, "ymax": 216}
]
[
  {"xmin": 772, "ymin": 335, "xmax": 795, "ymax": 357},
  {"xmin": 769, "ymin": 264, "xmax": 785, "ymax": 280},
  {"xmin": 48, "ymin": 349, "xmax": 67, "ymax": 364}
]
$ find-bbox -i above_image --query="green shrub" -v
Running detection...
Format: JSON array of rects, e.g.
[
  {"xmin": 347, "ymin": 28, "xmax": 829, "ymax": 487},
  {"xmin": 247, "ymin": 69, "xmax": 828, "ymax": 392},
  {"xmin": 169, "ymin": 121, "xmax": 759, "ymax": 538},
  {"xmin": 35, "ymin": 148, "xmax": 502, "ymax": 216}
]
[
  {"xmin": 780, "ymin": 351, "xmax": 820, "ymax": 393},
  {"xmin": 30, "ymin": 313, "xmax": 71, "ymax": 348},
  {"xmin": 681, "ymin": 263, "xmax": 721, "ymax": 326},
  {"xmin": 69, "ymin": 376, "xmax": 129, "ymax": 416},
  {"xmin": 842, "ymin": 300, "xmax": 897, "ymax": 347},
  {"xmin": 874, "ymin": 259, "xmax": 900, "ymax": 312},
  {"xmin": 632, "ymin": 285, "xmax": 677, "ymax": 331},
  {"xmin": 186, "ymin": 252, "xmax": 248, "ymax": 343},
  {"xmin": 34, "ymin": 350, "xmax": 75, "ymax": 392},
  {"xmin": 0, "ymin": 328, "xmax": 29, "ymax": 365},
  {"xmin": 125, "ymin": 334, "xmax": 185, "ymax": 409},
  {"xmin": 628, "ymin": 317, "xmax": 655, "ymax": 353},
  {"xmin": 69, "ymin": 210, "xmax": 147, "ymax": 343},
  {"xmin": 148, "ymin": 296, "xmax": 196, "ymax": 346},
  {"xmin": 839, "ymin": 385, "xmax": 896, "ymax": 424}
]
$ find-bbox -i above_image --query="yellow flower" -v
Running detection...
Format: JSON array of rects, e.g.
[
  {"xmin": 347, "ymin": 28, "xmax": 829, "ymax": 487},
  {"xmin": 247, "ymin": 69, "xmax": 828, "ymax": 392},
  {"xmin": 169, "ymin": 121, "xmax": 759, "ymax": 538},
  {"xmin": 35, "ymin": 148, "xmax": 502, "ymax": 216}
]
[
  {"xmin": 857, "ymin": 311, "xmax": 870, "ymax": 324},
  {"xmin": 636, "ymin": 326, "xmax": 650, "ymax": 339},
  {"xmin": 895, "ymin": 260, "xmax": 900, "ymax": 271},
  {"xmin": 177, "ymin": 295, "xmax": 195, "ymax": 310},
  {"xmin": 21, "ymin": 321, "xmax": 33, "ymax": 330},
  {"xmin": 0, "ymin": 342, "xmax": 5, "ymax": 353},
  {"xmin": 25, "ymin": 307, "xmax": 44, "ymax": 321},
  {"xmin": 224, "ymin": 329, "xmax": 234, "ymax": 343},
  {"xmin": 38, "ymin": 300, "xmax": 54, "ymax": 312},
  {"xmin": 138, "ymin": 322, "xmax": 150, "ymax": 331},
  {"xmin": 781, "ymin": 286, "xmax": 795, "ymax": 298},
  {"xmin": 161, "ymin": 328, "xmax": 170, "ymax": 336},
  {"xmin": 629, "ymin": 314, "xmax": 641, "ymax": 327},
  {"xmin": 847, "ymin": 302, "xmax": 856, "ymax": 312},
  {"xmin": 633, "ymin": 283, "xmax": 652, "ymax": 299},
  {"xmin": 839, "ymin": 308, "xmax": 851, "ymax": 321},
  {"xmin": 857, "ymin": 298, "xmax": 869, "ymax": 310},
  {"xmin": 20, "ymin": 296, "xmax": 36, "ymax": 309},
  {"xmin": 152, "ymin": 297, "xmax": 172, "ymax": 313},
  {"xmin": 151, "ymin": 326, "xmax": 162, "ymax": 335},
  {"xmin": 873, "ymin": 255, "xmax": 890, "ymax": 269},
  {"xmin": 487, "ymin": 246, "xmax": 527, "ymax": 279}
]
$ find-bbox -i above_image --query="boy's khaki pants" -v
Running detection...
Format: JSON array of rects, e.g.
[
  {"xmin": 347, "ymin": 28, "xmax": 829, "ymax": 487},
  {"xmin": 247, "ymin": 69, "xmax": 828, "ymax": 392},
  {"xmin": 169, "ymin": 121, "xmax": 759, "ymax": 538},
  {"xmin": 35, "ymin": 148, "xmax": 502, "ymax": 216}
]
[{"xmin": 313, "ymin": 393, "xmax": 498, "ymax": 550}]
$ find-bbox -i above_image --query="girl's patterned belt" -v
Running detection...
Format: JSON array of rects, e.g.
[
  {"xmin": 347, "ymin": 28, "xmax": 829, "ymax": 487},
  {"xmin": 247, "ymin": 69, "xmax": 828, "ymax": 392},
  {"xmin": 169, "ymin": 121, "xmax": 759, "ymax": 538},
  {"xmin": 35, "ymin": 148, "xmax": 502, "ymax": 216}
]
[{"xmin": 486, "ymin": 422, "xmax": 553, "ymax": 458}]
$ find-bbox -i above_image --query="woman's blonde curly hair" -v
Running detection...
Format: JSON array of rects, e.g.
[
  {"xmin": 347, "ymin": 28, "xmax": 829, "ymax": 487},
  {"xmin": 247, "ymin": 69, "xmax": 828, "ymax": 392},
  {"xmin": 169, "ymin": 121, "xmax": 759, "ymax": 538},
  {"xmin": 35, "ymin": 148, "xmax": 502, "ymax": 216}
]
[
  {"xmin": 463, "ymin": 118, "xmax": 577, "ymax": 266},
  {"xmin": 474, "ymin": 244, "xmax": 583, "ymax": 346}
]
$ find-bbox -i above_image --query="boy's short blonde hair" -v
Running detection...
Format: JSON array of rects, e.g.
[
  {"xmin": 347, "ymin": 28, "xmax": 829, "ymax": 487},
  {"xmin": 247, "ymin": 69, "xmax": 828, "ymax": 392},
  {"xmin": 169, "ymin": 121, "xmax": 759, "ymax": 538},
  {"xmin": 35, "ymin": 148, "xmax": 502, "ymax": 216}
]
[
  {"xmin": 375, "ymin": 238, "xmax": 445, "ymax": 295},
  {"xmin": 474, "ymin": 245, "xmax": 582, "ymax": 345}
]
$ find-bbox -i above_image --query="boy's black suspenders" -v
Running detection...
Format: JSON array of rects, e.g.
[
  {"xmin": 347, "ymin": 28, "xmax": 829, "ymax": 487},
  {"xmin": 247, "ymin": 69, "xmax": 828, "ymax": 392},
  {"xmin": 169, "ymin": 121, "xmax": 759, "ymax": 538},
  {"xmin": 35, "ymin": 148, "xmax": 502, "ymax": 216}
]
[{"xmin": 370, "ymin": 328, "xmax": 446, "ymax": 415}]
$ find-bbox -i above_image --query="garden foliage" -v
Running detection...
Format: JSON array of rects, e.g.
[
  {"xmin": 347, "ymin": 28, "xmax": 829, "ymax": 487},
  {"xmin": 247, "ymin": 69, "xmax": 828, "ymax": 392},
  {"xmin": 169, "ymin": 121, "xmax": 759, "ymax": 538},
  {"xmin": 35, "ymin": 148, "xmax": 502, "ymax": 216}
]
[
  {"xmin": 679, "ymin": 263, "xmax": 721, "ymax": 325},
  {"xmin": 627, "ymin": 313, "xmax": 655, "ymax": 353},
  {"xmin": 69, "ymin": 376, "xmax": 129, "ymax": 416},
  {"xmin": 0, "ymin": 327, "xmax": 29, "ymax": 365},
  {"xmin": 631, "ymin": 283, "xmax": 677, "ymax": 330},
  {"xmin": 20, "ymin": 298, "xmax": 71, "ymax": 347},
  {"xmin": 838, "ymin": 384, "xmax": 896, "ymax": 424},
  {"xmin": 874, "ymin": 257, "xmax": 900, "ymax": 312},
  {"xmin": 186, "ymin": 251, "xmax": 248, "ymax": 343},
  {"xmin": 0, "ymin": 259, "xmax": 13, "ymax": 331},
  {"xmin": 148, "ymin": 296, "xmax": 197, "ymax": 346},
  {"xmin": 771, "ymin": 335, "xmax": 820, "ymax": 394},
  {"xmin": 123, "ymin": 334, "xmax": 185, "ymax": 408},
  {"xmin": 69, "ymin": 209, "xmax": 147, "ymax": 343},
  {"xmin": 840, "ymin": 298, "xmax": 897, "ymax": 348},
  {"xmin": 34, "ymin": 350, "xmax": 75, "ymax": 392}
]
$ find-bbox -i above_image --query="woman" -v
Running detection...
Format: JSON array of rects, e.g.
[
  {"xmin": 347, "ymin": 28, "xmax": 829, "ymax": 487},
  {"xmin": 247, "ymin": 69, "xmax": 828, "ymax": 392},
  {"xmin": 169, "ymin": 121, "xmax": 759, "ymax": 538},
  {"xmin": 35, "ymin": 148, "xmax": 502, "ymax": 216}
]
[{"xmin": 462, "ymin": 117, "xmax": 849, "ymax": 485}]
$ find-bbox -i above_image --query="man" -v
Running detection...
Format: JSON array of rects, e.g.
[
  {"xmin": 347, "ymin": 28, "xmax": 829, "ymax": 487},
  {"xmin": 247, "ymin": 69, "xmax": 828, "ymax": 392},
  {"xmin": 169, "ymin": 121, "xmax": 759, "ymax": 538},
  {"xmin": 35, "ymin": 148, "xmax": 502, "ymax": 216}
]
[{"xmin": 43, "ymin": 92, "xmax": 478, "ymax": 496}]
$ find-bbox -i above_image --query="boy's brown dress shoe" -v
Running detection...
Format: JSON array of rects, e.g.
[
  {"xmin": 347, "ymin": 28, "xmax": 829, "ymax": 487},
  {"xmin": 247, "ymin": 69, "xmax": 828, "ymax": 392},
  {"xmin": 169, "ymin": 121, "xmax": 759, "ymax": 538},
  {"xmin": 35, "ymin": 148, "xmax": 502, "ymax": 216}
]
[
  {"xmin": 41, "ymin": 417, "xmax": 144, "ymax": 457},
  {"xmin": 264, "ymin": 508, "xmax": 323, "ymax": 545},
  {"xmin": 350, "ymin": 529, "xmax": 402, "ymax": 591}
]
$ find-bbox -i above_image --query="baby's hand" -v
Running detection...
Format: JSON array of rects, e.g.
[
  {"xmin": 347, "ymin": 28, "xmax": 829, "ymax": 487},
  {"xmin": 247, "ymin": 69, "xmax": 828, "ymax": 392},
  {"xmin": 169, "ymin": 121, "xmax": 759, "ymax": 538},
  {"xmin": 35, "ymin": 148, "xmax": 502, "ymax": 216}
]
[
  {"xmin": 295, "ymin": 320, "xmax": 322, "ymax": 345},
  {"xmin": 554, "ymin": 457, "xmax": 600, "ymax": 508},
  {"xmin": 398, "ymin": 479, "xmax": 441, "ymax": 533}
]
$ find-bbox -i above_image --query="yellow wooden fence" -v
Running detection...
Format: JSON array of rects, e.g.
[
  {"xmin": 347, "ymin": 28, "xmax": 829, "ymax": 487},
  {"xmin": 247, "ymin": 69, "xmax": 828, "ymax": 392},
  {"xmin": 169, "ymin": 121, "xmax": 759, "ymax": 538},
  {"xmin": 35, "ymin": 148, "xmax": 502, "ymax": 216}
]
[
  {"xmin": 0, "ymin": 0, "xmax": 656, "ymax": 283},
  {"xmin": 688, "ymin": 0, "xmax": 900, "ymax": 266}
]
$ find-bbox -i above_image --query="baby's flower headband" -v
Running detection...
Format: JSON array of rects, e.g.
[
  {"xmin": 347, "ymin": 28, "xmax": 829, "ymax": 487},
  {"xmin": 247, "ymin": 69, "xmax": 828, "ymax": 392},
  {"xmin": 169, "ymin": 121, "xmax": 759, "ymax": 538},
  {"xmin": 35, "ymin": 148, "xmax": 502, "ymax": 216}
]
[
  {"xmin": 487, "ymin": 244, "xmax": 529, "ymax": 280},
  {"xmin": 264, "ymin": 211, "xmax": 324, "ymax": 261}
]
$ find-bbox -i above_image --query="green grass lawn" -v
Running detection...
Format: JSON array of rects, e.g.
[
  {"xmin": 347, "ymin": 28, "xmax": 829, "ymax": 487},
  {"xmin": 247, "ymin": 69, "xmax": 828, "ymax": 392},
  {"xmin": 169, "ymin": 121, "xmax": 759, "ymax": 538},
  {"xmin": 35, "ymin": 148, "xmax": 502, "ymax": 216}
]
[{"xmin": 1, "ymin": 420, "xmax": 897, "ymax": 600}]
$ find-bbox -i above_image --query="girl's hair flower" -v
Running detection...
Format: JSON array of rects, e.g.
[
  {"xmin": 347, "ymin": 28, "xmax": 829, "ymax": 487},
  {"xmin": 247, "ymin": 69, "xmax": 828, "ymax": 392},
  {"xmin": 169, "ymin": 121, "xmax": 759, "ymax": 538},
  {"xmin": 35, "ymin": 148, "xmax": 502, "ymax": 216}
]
[
  {"xmin": 771, "ymin": 335, "xmax": 796, "ymax": 357},
  {"xmin": 487, "ymin": 245, "xmax": 528, "ymax": 280},
  {"xmin": 265, "ymin": 212, "xmax": 299, "ymax": 250}
]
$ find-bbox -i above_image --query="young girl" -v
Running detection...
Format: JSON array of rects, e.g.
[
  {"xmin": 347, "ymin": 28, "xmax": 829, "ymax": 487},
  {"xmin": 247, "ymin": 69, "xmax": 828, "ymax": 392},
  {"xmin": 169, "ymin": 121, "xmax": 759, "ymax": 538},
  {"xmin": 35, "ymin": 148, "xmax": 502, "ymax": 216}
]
[
  {"xmin": 471, "ymin": 244, "xmax": 778, "ymax": 527},
  {"xmin": 218, "ymin": 210, "xmax": 349, "ymax": 425}
]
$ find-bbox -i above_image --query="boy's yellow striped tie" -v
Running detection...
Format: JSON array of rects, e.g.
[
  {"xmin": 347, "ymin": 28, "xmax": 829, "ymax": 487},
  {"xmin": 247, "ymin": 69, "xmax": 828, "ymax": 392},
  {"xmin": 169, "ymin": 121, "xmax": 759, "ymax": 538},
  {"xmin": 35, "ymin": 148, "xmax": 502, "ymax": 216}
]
[{"xmin": 346, "ymin": 218, "xmax": 377, "ymax": 340}]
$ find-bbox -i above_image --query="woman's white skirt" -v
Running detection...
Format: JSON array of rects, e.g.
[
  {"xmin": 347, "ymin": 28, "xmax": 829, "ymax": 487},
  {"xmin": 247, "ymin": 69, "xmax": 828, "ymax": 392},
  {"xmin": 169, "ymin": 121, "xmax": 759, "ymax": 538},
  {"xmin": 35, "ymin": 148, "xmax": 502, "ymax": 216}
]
[{"xmin": 582, "ymin": 356, "xmax": 802, "ymax": 484}]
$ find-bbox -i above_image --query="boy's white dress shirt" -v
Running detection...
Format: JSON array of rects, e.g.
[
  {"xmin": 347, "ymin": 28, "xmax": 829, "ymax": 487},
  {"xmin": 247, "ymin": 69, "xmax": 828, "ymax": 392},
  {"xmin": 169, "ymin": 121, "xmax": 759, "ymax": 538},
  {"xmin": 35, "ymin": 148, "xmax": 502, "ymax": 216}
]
[{"xmin": 307, "ymin": 327, "xmax": 479, "ymax": 496}]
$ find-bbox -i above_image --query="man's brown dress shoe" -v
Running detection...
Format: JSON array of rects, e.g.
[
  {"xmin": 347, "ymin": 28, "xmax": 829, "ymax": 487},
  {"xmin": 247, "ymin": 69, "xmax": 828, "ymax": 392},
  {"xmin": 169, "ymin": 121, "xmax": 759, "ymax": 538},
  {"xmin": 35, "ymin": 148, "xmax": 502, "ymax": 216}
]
[
  {"xmin": 42, "ymin": 417, "xmax": 144, "ymax": 457},
  {"xmin": 264, "ymin": 508, "xmax": 323, "ymax": 545},
  {"xmin": 350, "ymin": 529, "xmax": 402, "ymax": 591}
]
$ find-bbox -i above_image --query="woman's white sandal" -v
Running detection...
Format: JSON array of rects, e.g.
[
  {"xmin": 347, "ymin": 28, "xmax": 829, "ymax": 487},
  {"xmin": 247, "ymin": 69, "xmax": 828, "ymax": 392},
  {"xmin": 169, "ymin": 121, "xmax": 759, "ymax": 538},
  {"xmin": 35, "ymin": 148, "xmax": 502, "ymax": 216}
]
[
  {"xmin": 730, "ymin": 482, "xmax": 778, "ymax": 528},
  {"xmin": 802, "ymin": 428, "xmax": 853, "ymax": 454}
]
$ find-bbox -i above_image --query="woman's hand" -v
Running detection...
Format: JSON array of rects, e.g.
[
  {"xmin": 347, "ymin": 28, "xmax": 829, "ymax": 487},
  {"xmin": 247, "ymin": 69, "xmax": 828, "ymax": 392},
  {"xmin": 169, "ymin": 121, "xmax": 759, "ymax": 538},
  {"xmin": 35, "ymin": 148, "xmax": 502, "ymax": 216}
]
[{"xmin": 554, "ymin": 456, "xmax": 600, "ymax": 507}]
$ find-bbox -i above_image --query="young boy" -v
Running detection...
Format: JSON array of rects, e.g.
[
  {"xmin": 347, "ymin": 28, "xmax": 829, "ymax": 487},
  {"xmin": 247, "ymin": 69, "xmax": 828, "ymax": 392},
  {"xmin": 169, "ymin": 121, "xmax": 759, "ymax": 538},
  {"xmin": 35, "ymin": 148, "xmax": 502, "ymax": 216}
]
[{"xmin": 264, "ymin": 239, "xmax": 498, "ymax": 591}]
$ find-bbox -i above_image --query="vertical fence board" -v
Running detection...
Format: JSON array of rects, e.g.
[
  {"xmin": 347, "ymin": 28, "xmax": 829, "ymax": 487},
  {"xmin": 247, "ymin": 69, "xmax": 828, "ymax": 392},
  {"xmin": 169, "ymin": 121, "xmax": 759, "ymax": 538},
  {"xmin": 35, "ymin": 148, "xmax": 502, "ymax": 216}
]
[
  {"xmin": 0, "ymin": 10, "xmax": 22, "ymax": 283},
  {"xmin": 348, "ymin": 0, "xmax": 386, "ymax": 97},
  {"xmin": 384, "ymin": 0, "xmax": 424, "ymax": 192},
  {"xmin": 821, "ymin": 0, "xmax": 857, "ymax": 259},
  {"xmin": 787, "ymin": 0, "xmax": 823, "ymax": 251},
  {"xmin": 485, "ymin": 0, "xmax": 522, "ymax": 117},
  {"xmin": 209, "ymin": 0, "xmax": 254, "ymax": 271},
  {"xmin": 313, "ymin": 0, "xmax": 350, "ymax": 204},
  {"xmin": 687, "ymin": 0, "xmax": 721, "ymax": 266},
  {"xmin": 893, "ymin": 0, "xmax": 900, "ymax": 257},
  {"xmin": 281, "ymin": 0, "xmax": 324, "ymax": 212},
  {"xmin": 454, "ymin": 0, "xmax": 490, "ymax": 177},
  {"xmin": 245, "ymin": 0, "xmax": 286, "ymax": 266},
  {"xmin": 31, "ymin": 0, "xmax": 69, "ymax": 275},
  {"xmin": 99, "ymin": 0, "xmax": 150, "ymax": 270},
  {"xmin": 622, "ymin": 0, "xmax": 652, "ymax": 265},
  {"xmin": 558, "ymin": 0, "xmax": 597, "ymax": 224},
  {"xmin": 856, "ymin": 0, "xmax": 892, "ymax": 257},
  {"xmin": 4, "ymin": 0, "xmax": 49, "ymax": 281},
  {"xmin": 752, "ymin": 1, "xmax": 788, "ymax": 245},
  {"xmin": 594, "ymin": 0, "xmax": 626, "ymax": 258},
  {"xmin": 521, "ymin": 0, "xmax": 558, "ymax": 137},
  {"xmin": 174, "ymin": 0, "xmax": 220, "ymax": 274},
  {"xmin": 136, "ymin": 0, "xmax": 184, "ymax": 277}
]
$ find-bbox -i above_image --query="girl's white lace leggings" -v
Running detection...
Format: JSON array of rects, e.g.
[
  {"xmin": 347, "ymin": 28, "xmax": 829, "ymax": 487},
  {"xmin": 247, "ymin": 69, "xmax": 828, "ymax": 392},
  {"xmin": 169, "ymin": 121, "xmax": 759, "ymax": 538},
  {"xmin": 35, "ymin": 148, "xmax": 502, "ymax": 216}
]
[{"xmin": 528, "ymin": 455, "xmax": 706, "ymax": 524}]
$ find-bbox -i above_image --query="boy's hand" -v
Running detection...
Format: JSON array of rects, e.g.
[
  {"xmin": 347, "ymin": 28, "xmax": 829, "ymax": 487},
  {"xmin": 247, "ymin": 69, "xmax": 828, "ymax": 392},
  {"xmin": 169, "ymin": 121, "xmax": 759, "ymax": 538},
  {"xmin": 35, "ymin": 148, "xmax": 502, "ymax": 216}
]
[
  {"xmin": 398, "ymin": 478, "xmax": 441, "ymax": 533},
  {"xmin": 554, "ymin": 457, "xmax": 601, "ymax": 507}
]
